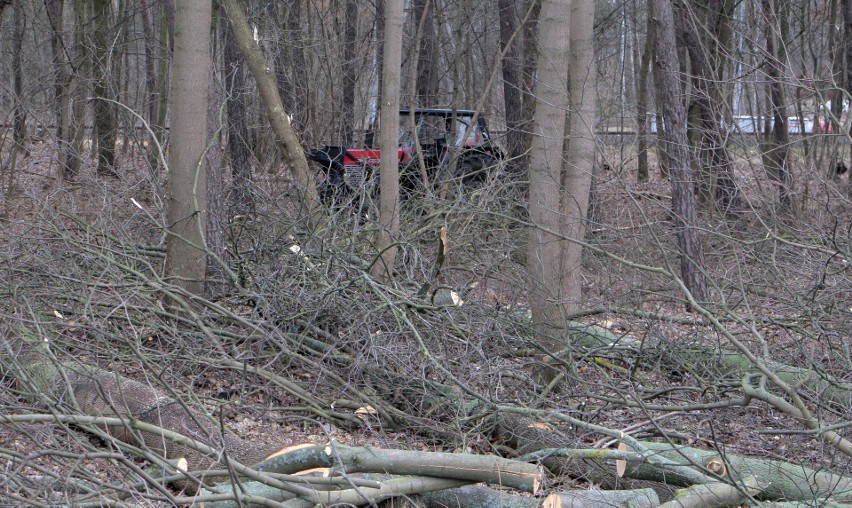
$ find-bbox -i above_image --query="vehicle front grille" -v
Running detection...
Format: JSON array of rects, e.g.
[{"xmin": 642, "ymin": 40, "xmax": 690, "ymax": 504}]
[{"xmin": 344, "ymin": 164, "xmax": 366, "ymax": 189}]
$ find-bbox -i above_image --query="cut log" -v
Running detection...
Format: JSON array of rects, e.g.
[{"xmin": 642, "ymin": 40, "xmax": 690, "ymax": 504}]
[
  {"xmin": 542, "ymin": 488, "xmax": 659, "ymax": 508},
  {"xmin": 419, "ymin": 484, "xmax": 541, "ymax": 508},
  {"xmin": 616, "ymin": 442, "xmax": 852, "ymax": 502},
  {"xmin": 255, "ymin": 442, "xmax": 544, "ymax": 493},
  {"xmin": 657, "ymin": 475, "xmax": 763, "ymax": 508},
  {"xmin": 14, "ymin": 347, "xmax": 279, "ymax": 475}
]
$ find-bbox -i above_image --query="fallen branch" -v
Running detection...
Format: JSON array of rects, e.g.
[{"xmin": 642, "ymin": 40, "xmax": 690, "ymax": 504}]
[{"xmin": 255, "ymin": 442, "xmax": 544, "ymax": 493}]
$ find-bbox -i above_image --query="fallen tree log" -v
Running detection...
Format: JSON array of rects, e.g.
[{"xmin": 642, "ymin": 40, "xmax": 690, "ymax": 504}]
[
  {"xmin": 10, "ymin": 339, "xmax": 281, "ymax": 475},
  {"xmin": 419, "ymin": 484, "xmax": 541, "ymax": 508},
  {"xmin": 254, "ymin": 442, "xmax": 544, "ymax": 494},
  {"xmin": 541, "ymin": 487, "xmax": 659, "ymax": 508},
  {"xmin": 655, "ymin": 475, "xmax": 763, "ymax": 508},
  {"xmin": 202, "ymin": 475, "xmax": 468, "ymax": 508},
  {"xmin": 615, "ymin": 441, "xmax": 852, "ymax": 502}
]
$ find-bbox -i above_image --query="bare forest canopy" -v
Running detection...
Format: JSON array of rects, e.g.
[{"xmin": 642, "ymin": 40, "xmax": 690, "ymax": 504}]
[{"xmin": 0, "ymin": 0, "xmax": 850, "ymax": 507}]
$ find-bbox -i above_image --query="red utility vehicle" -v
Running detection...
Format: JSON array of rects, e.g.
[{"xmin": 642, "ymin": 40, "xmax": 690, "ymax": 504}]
[{"xmin": 308, "ymin": 108, "xmax": 503, "ymax": 206}]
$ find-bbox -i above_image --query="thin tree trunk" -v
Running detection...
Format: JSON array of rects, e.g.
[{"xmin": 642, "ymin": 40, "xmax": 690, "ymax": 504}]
[
  {"xmin": 414, "ymin": 0, "xmax": 438, "ymax": 105},
  {"xmin": 678, "ymin": 0, "xmax": 741, "ymax": 217},
  {"xmin": 651, "ymin": 0, "xmax": 710, "ymax": 306},
  {"xmin": 842, "ymin": 0, "xmax": 852, "ymax": 163},
  {"xmin": 139, "ymin": 0, "xmax": 159, "ymax": 128},
  {"xmin": 636, "ymin": 8, "xmax": 653, "ymax": 183},
  {"xmin": 561, "ymin": 0, "xmax": 597, "ymax": 313},
  {"xmin": 762, "ymin": 0, "xmax": 793, "ymax": 211},
  {"xmin": 371, "ymin": 0, "xmax": 404, "ymax": 283},
  {"xmin": 521, "ymin": 0, "xmax": 540, "ymax": 161},
  {"xmin": 498, "ymin": 0, "xmax": 525, "ymax": 175},
  {"xmin": 12, "ymin": 0, "xmax": 27, "ymax": 157},
  {"xmin": 205, "ymin": 17, "xmax": 227, "ymax": 298},
  {"xmin": 92, "ymin": 0, "xmax": 117, "ymax": 176},
  {"xmin": 223, "ymin": 5, "xmax": 253, "ymax": 211},
  {"xmin": 47, "ymin": 0, "xmax": 71, "ymax": 181},
  {"xmin": 341, "ymin": 0, "xmax": 358, "ymax": 146},
  {"xmin": 154, "ymin": 0, "xmax": 174, "ymax": 148}
]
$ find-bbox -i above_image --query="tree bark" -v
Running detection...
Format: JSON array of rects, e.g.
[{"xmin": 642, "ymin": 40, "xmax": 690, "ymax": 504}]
[
  {"xmin": 222, "ymin": 5, "xmax": 254, "ymax": 211},
  {"xmin": 498, "ymin": 0, "xmax": 525, "ymax": 175},
  {"xmin": 762, "ymin": 0, "xmax": 793, "ymax": 211},
  {"xmin": 413, "ymin": 0, "xmax": 438, "ymax": 105},
  {"xmin": 650, "ymin": 0, "xmax": 710, "ymax": 306},
  {"xmin": 678, "ymin": 0, "xmax": 741, "ymax": 217},
  {"xmin": 164, "ymin": 0, "xmax": 212, "ymax": 299},
  {"xmin": 92, "ymin": 0, "xmax": 117, "ymax": 176},
  {"xmin": 221, "ymin": 0, "xmax": 323, "ymax": 223},
  {"xmin": 636, "ymin": 10, "xmax": 654, "ymax": 183},
  {"xmin": 371, "ymin": 0, "xmax": 403, "ymax": 283},
  {"xmin": 526, "ymin": 0, "xmax": 572, "ymax": 352},
  {"xmin": 561, "ymin": 0, "xmax": 597, "ymax": 314},
  {"xmin": 842, "ymin": 0, "xmax": 852, "ymax": 162},
  {"xmin": 341, "ymin": 0, "xmax": 358, "ymax": 146}
]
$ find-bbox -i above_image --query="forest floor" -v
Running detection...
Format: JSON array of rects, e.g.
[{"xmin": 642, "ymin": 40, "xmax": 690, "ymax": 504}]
[{"xmin": 1, "ymin": 139, "xmax": 850, "ymax": 502}]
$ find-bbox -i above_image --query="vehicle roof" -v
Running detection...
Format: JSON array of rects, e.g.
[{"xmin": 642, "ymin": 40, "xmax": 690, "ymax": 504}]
[{"xmin": 399, "ymin": 108, "xmax": 479, "ymax": 117}]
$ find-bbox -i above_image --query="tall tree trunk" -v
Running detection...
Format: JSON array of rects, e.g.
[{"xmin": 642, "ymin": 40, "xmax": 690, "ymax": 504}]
[
  {"xmin": 274, "ymin": 1, "xmax": 309, "ymax": 135},
  {"xmin": 636, "ymin": 6, "xmax": 653, "ymax": 183},
  {"xmin": 762, "ymin": 0, "xmax": 793, "ymax": 211},
  {"xmin": 521, "ymin": 0, "xmax": 540, "ymax": 161},
  {"xmin": 223, "ymin": 5, "xmax": 253, "ymax": 212},
  {"xmin": 12, "ymin": 0, "xmax": 27, "ymax": 156},
  {"xmin": 164, "ymin": 0, "xmax": 212, "ymax": 300},
  {"xmin": 842, "ymin": 0, "xmax": 852, "ymax": 163},
  {"xmin": 526, "ymin": 0, "xmax": 572, "ymax": 354},
  {"xmin": 651, "ymin": 0, "xmax": 710, "ymax": 306},
  {"xmin": 372, "ymin": 0, "xmax": 403, "ymax": 283},
  {"xmin": 498, "ymin": 0, "xmax": 525, "ymax": 175},
  {"xmin": 679, "ymin": 0, "xmax": 741, "ymax": 217},
  {"xmin": 562, "ymin": 0, "xmax": 597, "ymax": 313},
  {"xmin": 341, "ymin": 0, "xmax": 358, "ymax": 146},
  {"xmin": 205, "ymin": 17, "xmax": 227, "ymax": 298},
  {"xmin": 154, "ymin": 0, "xmax": 175, "ymax": 148},
  {"xmin": 47, "ymin": 0, "xmax": 74, "ymax": 182},
  {"xmin": 138, "ymin": 0, "xmax": 159, "ymax": 128},
  {"xmin": 92, "ymin": 0, "xmax": 117, "ymax": 176},
  {"xmin": 413, "ymin": 0, "xmax": 438, "ymax": 105}
]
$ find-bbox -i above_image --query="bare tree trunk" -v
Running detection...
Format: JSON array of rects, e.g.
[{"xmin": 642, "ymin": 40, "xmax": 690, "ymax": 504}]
[
  {"xmin": 139, "ymin": 0, "xmax": 159, "ymax": 128},
  {"xmin": 372, "ymin": 0, "xmax": 403, "ymax": 283},
  {"xmin": 678, "ymin": 0, "xmax": 741, "ymax": 217},
  {"xmin": 842, "ymin": 0, "xmax": 852, "ymax": 163},
  {"xmin": 651, "ymin": 0, "xmax": 710, "ymax": 306},
  {"xmin": 341, "ymin": 0, "xmax": 358, "ymax": 146},
  {"xmin": 498, "ymin": 0, "xmax": 525, "ymax": 175},
  {"xmin": 762, "ymin": 0, "xmax": 793, "ymax": 211},
  {"xmin": 274, "ymin": 0, "xmax": 309, "ymax": 136},
  {"xmin": 526, "ymin": 0, "xmax": 572, "ymax": 352},
  {"xmin": 47, "ymin": 0, "xmax": 73, "ymax": 182},
  {"xmin": 413, "ymin": 0, "xmax": 438, "ymax": 105},
  {"xmin": 154, "ymin": 0, "xmax": 175, "ymax": 148},
  {"xmin": 636, "ymin": 9, "xmax": 653, "ymax": 183},
  {"xmin": 223, "ymin": 5, "xmax": 253, "ymax": 212},
  {"xmin": 521, "ymin": 0, "xmax": 540, "ymax": 162},
  {"xmin": 561, "ymin": 0, "xmax": 597, "ymax": 313},
  {"xmin": 205, "ymin": 18, "xmax": 227, "ymax": 298},
  {"xmin": 164, "ymin": 0, "xmax": 212, "ymax": 300},
  {"xmin": 12, "ymin": 0, "xmax": 27, "ymax": 156},
  {"xmin": 92, "ymin": 0, "xmax": 118, "ymax": 176}
]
